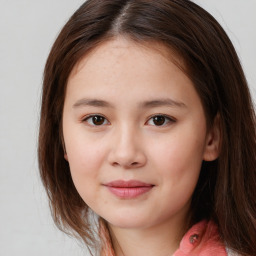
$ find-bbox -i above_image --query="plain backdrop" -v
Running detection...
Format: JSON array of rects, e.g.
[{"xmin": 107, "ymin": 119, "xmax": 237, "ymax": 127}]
[{"xmin": 0, "ymin": 1, "xmax": 255, "ymax": 255}]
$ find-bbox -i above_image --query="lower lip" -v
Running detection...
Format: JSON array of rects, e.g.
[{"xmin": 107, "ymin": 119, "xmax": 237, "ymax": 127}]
[{"xmin": 106, "ymin": 186, "xmax": 153, "ymax": 199}]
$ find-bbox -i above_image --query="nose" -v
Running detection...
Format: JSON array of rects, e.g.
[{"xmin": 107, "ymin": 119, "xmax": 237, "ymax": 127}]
[{"xmin": 107, "ymin": 126, "xmax": 147, "ymax": 169}]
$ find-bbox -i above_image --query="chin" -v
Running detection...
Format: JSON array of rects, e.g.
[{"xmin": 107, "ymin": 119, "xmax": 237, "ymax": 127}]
[
  {"xmin": 103, "ymin": 212, "xmax": 153, "ymax": 229},
  {"xmin": 108, "ymin": 220, "xmax": 147, "ymax": 229}
]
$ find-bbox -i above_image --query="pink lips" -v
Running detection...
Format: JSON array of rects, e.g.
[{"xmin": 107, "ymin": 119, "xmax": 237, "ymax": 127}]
[{"xmin": 104, "ymin": 180, "xmax": 154, "ymax": 199}]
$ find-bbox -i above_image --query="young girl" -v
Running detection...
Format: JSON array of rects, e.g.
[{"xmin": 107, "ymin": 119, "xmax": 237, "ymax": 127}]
[{"xmin": 38, "ymin": 0, "xmax": 256, "ymax": 255}]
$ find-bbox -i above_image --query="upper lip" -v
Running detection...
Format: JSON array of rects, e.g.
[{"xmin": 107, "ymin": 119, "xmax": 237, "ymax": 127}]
[{"xmin": 104, "ymin": 180, "xmax": 154, "ymax": 188}]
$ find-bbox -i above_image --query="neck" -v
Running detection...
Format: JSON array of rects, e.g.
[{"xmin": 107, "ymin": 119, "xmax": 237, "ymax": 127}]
[{"xmin": 107, "ymin": 214, "xmax": 189, "ymax": 256}]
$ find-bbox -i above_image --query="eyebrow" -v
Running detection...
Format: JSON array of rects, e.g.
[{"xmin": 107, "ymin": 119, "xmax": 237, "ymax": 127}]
[
  {"xmin": 139, "ymin": 98, "xmax": 186, "ymax": 109},
  {"xmin": 73, "ymin": 98, "xmax": 186, "ymax": 109},
  {"xmin": 73, "ymin": 99, "xmax": 114, "ymax": 108}
]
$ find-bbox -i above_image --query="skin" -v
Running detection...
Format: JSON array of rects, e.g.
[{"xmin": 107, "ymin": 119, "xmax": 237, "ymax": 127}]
[{"xmin": 62, "ymin": 37, "xmax": 220, "ymax": 256}]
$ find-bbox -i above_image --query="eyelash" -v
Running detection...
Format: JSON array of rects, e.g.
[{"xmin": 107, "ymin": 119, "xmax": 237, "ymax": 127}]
[
  {"xmin": 82, "ymin": 114, "xmax": 176, "ymax": 127},
  {"xmin": 82, "ymin": 114, "xmax": 110, "ymax": 126},
  {"xmin": 147, "ymin": 114, "xmax": 176, "ymax": 126}
]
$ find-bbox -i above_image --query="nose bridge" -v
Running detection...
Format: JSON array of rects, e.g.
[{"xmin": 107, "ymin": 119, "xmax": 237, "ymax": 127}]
[
  {"xmin": 119, "ymin": 122, "xmax": 137, "ymax": 147},
  {"xmin": 109, "ymin": 122, "xmax": 146, "ymax": 168}
]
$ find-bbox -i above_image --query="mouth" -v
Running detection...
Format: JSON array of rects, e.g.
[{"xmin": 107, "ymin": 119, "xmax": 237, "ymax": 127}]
[{"xmin": 103, "ymin": 180, "xmax": 154, "ymax": 199}]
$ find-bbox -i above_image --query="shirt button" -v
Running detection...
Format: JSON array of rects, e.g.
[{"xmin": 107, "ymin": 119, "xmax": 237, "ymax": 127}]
[{"xmin": 189, "ymin": 234, "xmax": 199, "ymax": 244}]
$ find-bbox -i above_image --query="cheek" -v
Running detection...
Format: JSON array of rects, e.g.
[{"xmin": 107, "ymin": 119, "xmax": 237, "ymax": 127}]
[
  {"xmin": 148, "ymin": 133, "xmax": 205, "ymax": 214},
  {"xmin": 65, "ymin": 137, "xmax": 107, "ymax": 199},
  {"xmin": 63, "ymin": 121, "xmax": 108, "ymax": 175},
  {"xmin": 68, "ymin": 141, "xmax": 104, "ymax": 174},
  {"xmin": 149, "ymin": 126, "xmax": 206, "ymax": 184}
]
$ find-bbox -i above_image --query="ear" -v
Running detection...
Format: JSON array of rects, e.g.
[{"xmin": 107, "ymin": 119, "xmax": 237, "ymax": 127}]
[
  {"xmin": 203, "ymin": 114, "xmax": 221, "ymax": 161},
  {"xmin": 64, "ymin": 153, "xmax": 69, "ymax": 161},
  {"xmin": 60, "ymin": 133, "xmax": 68, "ymax": 161}
]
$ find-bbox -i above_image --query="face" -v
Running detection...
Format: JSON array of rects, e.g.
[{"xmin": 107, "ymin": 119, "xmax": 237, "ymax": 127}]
[{"xmin": 62, "ymin": 37, "xmax": 218, "ymax": 231}]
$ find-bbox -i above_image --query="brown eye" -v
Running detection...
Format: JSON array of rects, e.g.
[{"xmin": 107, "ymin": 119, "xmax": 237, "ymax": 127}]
[
  {"xmin": 147, "ymin": 115, "xmax": 175, "ymax": 126},
  {"xmin": 84, "ymin": 115, "xmax": 108, "ymax": 126},
  {"xmin": 92, "ymin": 116, "xmax": 105, "ymax": 125},
  {"xmin": 152, "ymin": 116, "xmax": 166, "ymax": 126}
]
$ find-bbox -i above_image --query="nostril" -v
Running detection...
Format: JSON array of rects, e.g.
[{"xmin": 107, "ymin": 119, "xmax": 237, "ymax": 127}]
[
  {"xmin": 112, "ymin": 161, "xmax": 140, "ymax": 167},
  {"xmin": 113, "ymin": 162, "xmax": 119, "ymax": 167}
]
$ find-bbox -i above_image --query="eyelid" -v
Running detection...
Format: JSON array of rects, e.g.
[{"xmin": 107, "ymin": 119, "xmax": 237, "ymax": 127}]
[
  {"xmin": 146, "ymin": 114, "xmax": 176, "ymax": 126},
  {"xmin": 80, "ymin": 113, "xmax": 176, "ymax": 127},
  {"xmin": 81, "ymin": 114, "xmax": 110, "ymax": 126}
]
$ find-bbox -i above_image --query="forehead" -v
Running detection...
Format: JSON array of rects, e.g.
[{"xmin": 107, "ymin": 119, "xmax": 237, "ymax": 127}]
[
  {"xmin": 68, "ymin": 36, "xmax": 186, "ymax": 80},
  {"xmin": 66, "ymin": 38, "xmax": 191, "ymax": 102},
  {"xmin": 64, "ymin": 36, "xmax": 203, "ymax": 118}
]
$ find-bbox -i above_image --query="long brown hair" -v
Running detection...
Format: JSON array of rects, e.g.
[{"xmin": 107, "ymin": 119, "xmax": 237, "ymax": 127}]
[{"xmin": 38, "ymin": 0, "xmax": 256, "ymax": 255}]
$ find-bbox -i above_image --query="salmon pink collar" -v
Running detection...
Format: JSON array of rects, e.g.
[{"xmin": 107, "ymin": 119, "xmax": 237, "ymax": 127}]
[{"xmin": 173, "ymin": 220, "xmax": 227, "ymax": 256}]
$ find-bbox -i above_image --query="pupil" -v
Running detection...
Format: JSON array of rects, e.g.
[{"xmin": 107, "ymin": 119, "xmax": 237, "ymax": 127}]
[
  {"xmin": 153, "ymin": 116, "xmax": 165, "ymax": 126},
  {"xmin": 93, "ymin": 116, "xmax": 104, "ymax": 125}
]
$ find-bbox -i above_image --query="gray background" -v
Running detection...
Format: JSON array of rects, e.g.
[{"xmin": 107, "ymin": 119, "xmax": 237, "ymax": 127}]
[{"xmin": 0, "ymin": 1, "xmax": 255, "ymax": 255}]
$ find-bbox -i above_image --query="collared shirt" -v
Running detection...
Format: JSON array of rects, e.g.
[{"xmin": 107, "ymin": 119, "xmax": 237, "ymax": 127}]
[
  {"xmin": 101, "ymin": 219, "xmax": 240, "ymax": 256},
  {"xmin": 173, "ymin": 220, "xmax": 235, "ymax": 256}
]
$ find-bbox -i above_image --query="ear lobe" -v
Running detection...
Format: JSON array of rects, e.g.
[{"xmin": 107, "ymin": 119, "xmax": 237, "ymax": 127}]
[
  {"xmin": 61, "ymin": 134, "xmax": 68, "ymax": 161},
  {"xmin": 203, "ymin": 114, "xmax": 221, "ymax": 161},
  {"xmin": 64, "ymin": 153, "xmax": 69, "ymax": 161}
]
